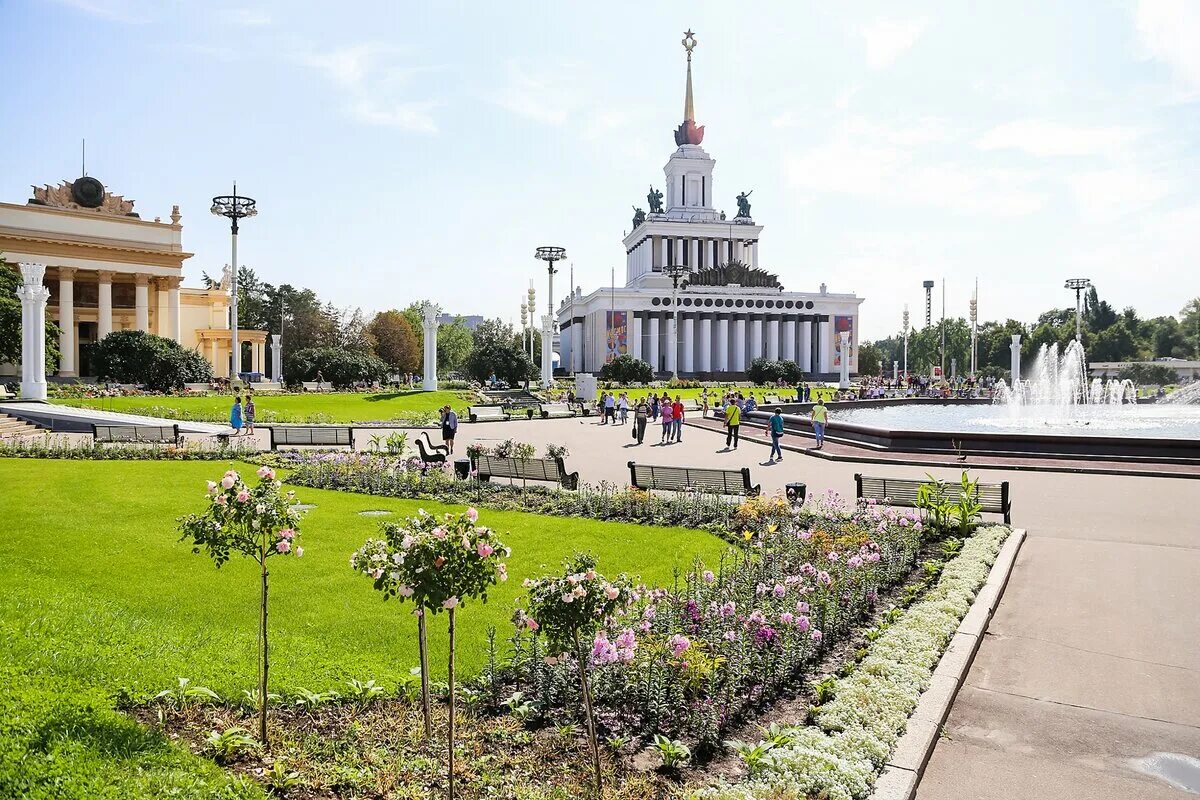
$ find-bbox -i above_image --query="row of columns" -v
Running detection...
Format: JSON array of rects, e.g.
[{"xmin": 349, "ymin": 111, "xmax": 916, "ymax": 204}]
[
  {"xmin": 628, "ymin": 233, "xmax": 761, "ymax": 280},
  {"xmin": 624, "ymin": 312, "xmax": 832, "ymax": 375}
]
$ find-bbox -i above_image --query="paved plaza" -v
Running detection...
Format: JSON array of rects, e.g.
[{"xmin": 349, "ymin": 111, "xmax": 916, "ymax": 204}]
[{"xmin": 461, "ymin": 416, "xmax": 1200, "ymax": 799}]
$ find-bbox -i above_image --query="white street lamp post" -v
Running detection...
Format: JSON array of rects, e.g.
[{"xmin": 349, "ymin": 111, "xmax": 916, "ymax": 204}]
[{"xmin": 210, "ymin": 184, "xmax": 257, "ymax": 377}]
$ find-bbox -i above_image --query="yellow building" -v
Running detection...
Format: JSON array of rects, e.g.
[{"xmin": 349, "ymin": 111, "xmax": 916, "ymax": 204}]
[{"xmin": 0, "ymin": 176, "xmax": 265, "ymax": 379}]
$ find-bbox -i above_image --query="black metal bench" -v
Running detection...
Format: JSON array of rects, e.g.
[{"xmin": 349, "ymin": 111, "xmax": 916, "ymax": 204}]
[
  {"xmin": 269, "ymin": 426, "xmax": 354, "ymax": 449},
  {"xmin": 627, "ymin": 461, "xmax": 760, "ymax": 497},
  {"xmin": 854, "ymin": 473, "xmax": 1011, "ymax": 524},
  {"xmin": 92, "ymin": 424, "xmax": 181, "ymax": 445},
  {"xmin": 415, "ymin": 433, "xmax": 448, "ymax": 468},
  {"xmin": 476, "ymin": 455, "xmax": 579, "ymax": 489},
  {"xmin": 571, "ymin": 400, "xmax": 592, "ymax": 416}
]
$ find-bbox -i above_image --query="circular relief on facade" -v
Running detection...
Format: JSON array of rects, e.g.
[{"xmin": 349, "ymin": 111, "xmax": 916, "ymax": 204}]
[
  {"xmin": 755, "ymin": 300, "xmax": 765, "ymax": 308},
  {"xmin": 662, "ymin": 297, "xmax": 671, "ymax": 306},
  {"xmin": 805, "ymin": 301, "xmax": 815, "ymax": 309},
  {"xmin": 683, "ymin": 298, "xmax": 692, "ymax": 306},
  {"xmin": 651, "ymin": 297, "xmax": 661, "ymax": 306},
  {"xmin": 725, "ymin": 299, "xmax": 734, "ymax": 307},
  {"xmin": 72, "ymin": 177, "xmax": 106, "ymax": 208},
  {"xmin": 735, "ymin": 299, "xmax": 744, "ymax": 307},
  {"xmin": 704, "ymin": 298, "xmax": 714, "ymax": 306},
  {"xmin": 785, "ymin": 300, "xmax": 794, "ymax": 309}
]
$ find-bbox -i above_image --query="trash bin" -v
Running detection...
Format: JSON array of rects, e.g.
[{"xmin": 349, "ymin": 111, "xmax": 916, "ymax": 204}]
[
  {"xmin": 785, "ymin": 482, "xmax": 807, "ymax": 506},
  {"xmin": 454, "ymin": 459, "xmax": 471, "ymax": 480}
]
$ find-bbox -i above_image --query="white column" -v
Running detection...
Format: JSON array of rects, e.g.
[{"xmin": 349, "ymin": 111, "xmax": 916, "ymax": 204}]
[
  {"xmin": 667, "ymin": 311, "xmax": 678, "ymax": 375},
  {"xmin": 733, "ymin": 316, "xmax": 747, "ymax": 371},
  {"xmin": 682, "ymin": 314, "xmax": 695, "ymax": 374},
  {"xmin": 57, "ymin": 268, "xmax": 75, "ymax": 376},
  {"xmin": 1010, "ymin": 334, "xmax": 1022, "ymax": 384},
  {"xmin": 767, "ymin": 317, "xmax": 780, "ymax": 361},
  {"xmin": 540, "ymin": 314, "xmax": 553, "ymax": 388},
  {"xmin": 156, "ymin": 278, "xmax": 170, "ymax": 336},
  {"xmin": 18, "ymin": 263, "xmax": 50, "ymax": 400},
  {"xmin": 97, "ymin": 270, "xmax": 114, "ymax": 339},
  {"xmin": 734, "ymin": 240, "xmax": 743, "ymax": 263},
  {"xmin": 716, "ymin": 315, "xmax": 730, "ymax": 371},
  {"xmin": 819, "ymin": 318, "xmax": 833, "ymax": 374},
  {"xmin": 839, "ymin": 331, "xmax": 851, "ymax": 389},
  {"xmin": 648, "ymin": 315, "xmax": 661, "ymax": 374},
  {"xmin": 690, "ymin": 238, "xmax": 699, "ymax": 269},
  {"xmin": 658, "ymin": 237, "xmax": 667, "ymax": 270},
  {"xmin": 783, "ymin": 317, "xmax": 797, "ymax": 363},
  {"xmin": 699, "ymin": 315, "xmax": 712, "ymax": 373},
  {"xmin": 251, "ymin": 340, "xmax": 262, "ymax": 375},
  {"xmin": 134, "ymin": 275, "xmax": 150, "ymax": 332},
  {"xmin": 675, "ymin": 238, "xmax": 685, "ymax": 267},
  {"xmin": 271, "ymin": 334, "xmax": 282, "ymax": 383},
  {"xmin": 750, "ymin": 316, "xmax": 764, "ymax": 360},
  {"xmin": 422, "ymin": 301, "xmax": 441, "ymax": 391},
  {"xmin": 571, "ymin": 319, "xmax": 583, "ymax": 372},
  {"xmin": 893, "ymin": 361, "xmax": 899, "ymax": 382},
  {"xmin": 168, "ymin": 277, "xmax": 181, "ymax": 342},
  {"xmin": 751, "ymin": 242, "xmax": 760, "ymax": 268},
  {"xmin": 800, "ymin": 318, "xmax": 813, "ymax": 373},
  {"xmin": 630, "ymin": 314, "xmax": 643, "ymax": 363}
]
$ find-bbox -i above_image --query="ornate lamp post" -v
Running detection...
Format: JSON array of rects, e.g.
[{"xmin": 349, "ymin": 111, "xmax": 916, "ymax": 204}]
[
  {"xmin": 534, "ymin": 246, "xmax": 567, "ymax": 319},
  {"xmin": 663, "ymin": 263, "xmax": 692, "ymax": 379},
  {"xmin": 210, "ymin": 184, "xmax": 257, "ymax": 377},
  {"xmin": 969, "ymin": 282, "xmax": 978, "ymax": 378},
  {"xmin": 525, "ymin": 285, "xmax": 536, "ymax": 362},
  {"xmin": 902, "ymin": 304, "xmax": 910, "ymax": 378},
  {"xmin": 1064, "ymin": 278, "xmax": 1091, "ymax": 342},
  {"xmin": 535, "ymin": 247, "xmax": 567, "ymax": 385}
]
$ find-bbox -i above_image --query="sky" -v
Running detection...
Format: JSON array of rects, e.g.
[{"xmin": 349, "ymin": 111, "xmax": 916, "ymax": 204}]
[{"xmin": 1, "ymin": 0, "xmax": 1198, "ymax": 339}]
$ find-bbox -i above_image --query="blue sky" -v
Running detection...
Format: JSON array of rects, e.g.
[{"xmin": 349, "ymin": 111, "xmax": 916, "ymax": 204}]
[{"xmin": 2, "ymin": 0, "xmax": 1197, "ymax": 338}]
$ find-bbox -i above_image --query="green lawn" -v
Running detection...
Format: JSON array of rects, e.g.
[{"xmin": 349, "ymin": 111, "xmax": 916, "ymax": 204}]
[
  {"xmin": 52, "ymin": 389, "xmax": 475, "ymax": 423},
  {"xmin": 604, "ymin": 385, "xmax": 838, "ymax": 403},
  {"xmin": 0, "ymin": 458, "xmax": 726, "ymax": 798}
]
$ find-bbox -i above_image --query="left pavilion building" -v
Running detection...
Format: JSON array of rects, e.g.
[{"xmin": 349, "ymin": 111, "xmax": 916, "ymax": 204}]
[{"xmin": 0, "ymin": 176, "xmax": 266, "ymax": 380}]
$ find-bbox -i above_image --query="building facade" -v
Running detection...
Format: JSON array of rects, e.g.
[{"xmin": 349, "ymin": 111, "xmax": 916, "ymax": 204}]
[
  {"xmin": 0, "ymin": 176, "xmax": 265, "ymax": 380},
  {"xmin": 556, "ymin": 32, "xmax": 862, "ymax": 379}
]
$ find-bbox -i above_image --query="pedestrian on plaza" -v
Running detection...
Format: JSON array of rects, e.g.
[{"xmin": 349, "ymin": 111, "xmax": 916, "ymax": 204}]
[
  {"xmin": 671, "ymin": 395, "xmax": 685, "ymax": 442},
  {"xmin": 598, "ymin": 392, "xmax": 608, "ymax": 424},
  {"xmin": 745, "ymin": 393, "xmax": 757, "ymax": 413},
  {"xmin": 315, "ymin": 370, "xmax": 325, "ymax": 391},
  {"xmin": 441, "ymin": 405, "xmax": 458, "ymax": 454},
  {"xmin": 650, "ymin": 394, "xmax": 660, "ymax": 421},
  {"xmin": 633, "ymin": 396, "xmax": 649, "ymax": 444},
  {"xmin": 724, "ymin": 397, "xmax": 741, "ymax": 450},
  {"xmin": 811, "ymin": 396, "xmax": 828, "ymax": 449},
  {"xmin": 701, "ymin": 388, "xmax": 710, "ymax": 417},
  {"xmin": 618, "ymin": 392, "xmax": 630, "ymax": 425},
  {"xmin": 766, "ymin": 407, "xmax": 785, "ymax": 461},
  {"xmin": 230, "ymin": 395, "xmax": 244, "ymax": 437},
  {"xmin": 244, "ymin": 392, "xmax": 256, "ymax": 437},
  {"xmin": 659, "ymin": 397, "xmax": 674, "ymax": 443},
  {"xmin": 604, "ymin": 392, "xmax": 617, "ymax": 424}
]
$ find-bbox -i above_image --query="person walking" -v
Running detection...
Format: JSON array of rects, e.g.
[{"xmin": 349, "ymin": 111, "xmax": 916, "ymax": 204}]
[
  {"xmin": 701, "ymin": 388, "xmax": 710, "ymax": 418},
  {"xmin": 604, "ymin": 392, "xmax": 617, "ymax": 424},
  {"xmin": 315, "ymin": 370, "xmax": 325, "ymax": 391},
  {"xmin": 650, "ymin": 394, "xmax": 660, "ymax": 421},
  {"xmin": 230, "ymin": 395, "xmax": 244, "ymax": 437},
  {"xmin": 811, "ymin": 396, "xmax": 828, "ymax": 449},
  {"xmin": 634, "ymin": 396, "xmax": 649, "ymax": 444},
  {"xmin": 671, "ymin": 395, "xmax": 685, "ymax": 443},
  {"xmin": 599, "ymin": 392, "xmax": 609, "ymax": 424},
  {"xmin": 766, "ymin": 407, "xmax": 785, "ymax": 461},
  {"xmin": 243, "ymin": 392, "xmax": 256, "ymax": 437},
  {"xmin": 659, "ymin": 397, "xmax": 674, "ymax": 443},
  {"xmin": 724, "ymin": 397, "xmax": 741, "ymax": 450},
  {"xmin": 441, "ymin": 405, "xmax": 458, "ymax": 454},
  {"xmin": 618, "ymin": 392, "xmax": 630, "ymax": 425}
]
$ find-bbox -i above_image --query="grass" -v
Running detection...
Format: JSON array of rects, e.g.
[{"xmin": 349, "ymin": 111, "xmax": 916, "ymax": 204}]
[
  {"xmin": 51, "ymin": 389, "xmax": 475, "ymax": 424},
  {"xmin": 0, "ymin": 458, "xmax": 727, "ymax": 799},
  {"xmin": 603, "ymin": 385, "xmax": 838, "ymax": 403}
]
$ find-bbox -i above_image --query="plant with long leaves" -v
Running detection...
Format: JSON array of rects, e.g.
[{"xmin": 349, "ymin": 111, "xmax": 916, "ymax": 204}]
[
  {"xmin": 351, "ymin": 507, "xmax": 508, "ymax": 800},
  {"xmin": 178, "ymin": 466, "xmax": 305, "ymax": 746}
]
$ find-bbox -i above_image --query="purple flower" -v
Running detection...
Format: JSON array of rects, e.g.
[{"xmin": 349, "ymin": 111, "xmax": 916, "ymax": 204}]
[
  {"xmin": 810, "ymin": 628, "xmax": 823, "ymax": 642},
  {"xmin": 772, "ymin": 584, "xmax": 787, "ymax": 599},
  {"xmin": 796, "ymin": 615, "xmax": 811, "ymax": 632},
  {"xmin": 668, "ymin": 634, "xmax": 691, "ymax": 657}
]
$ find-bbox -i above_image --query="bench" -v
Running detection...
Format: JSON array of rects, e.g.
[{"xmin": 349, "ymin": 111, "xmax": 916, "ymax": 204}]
[
  {"xmin": 504, "ymin": 401, "xmax": 542, "ymax": 418},
  {"xmin": 476, "ymin": 454, "xmax": 579, "ymax": 489},
  {"xmin": 540, "ymin": 402, "xmax": 575, "ymax": 418},
  {"xmin": 301, "ymin": 381, "xmax": 333, "ymax": 392},
  {"xmin": 854, "ymin": 473, "xmax": 1011, "ymax": 524},
  {"xmin": 627, "ymin": 461, "xmax": 760, "ymax": 497},
  {"xmin": 0, "ymin": 385, "xmax": 12, "ymax": 399},
  {"xmin": 415, "ymin": 433, "xmax": 449, "ymax": 469},
  {"xmin": 570, "ymin": 400, "xmax": 593, "ymax": 416},
  {"xmin": 93, "ymin": 424, "xmax": 181, "ymax": 445},
  {"xmin": 269, "ymin": 426, "xmax": 354, "ymax": 449},
  {"xmin": 183, "ymin": 383, "xmax": 212, "ymax": 393},
  {"xmin": 469, "ymin": 405, "xmax": 506, "ymax": 423}
]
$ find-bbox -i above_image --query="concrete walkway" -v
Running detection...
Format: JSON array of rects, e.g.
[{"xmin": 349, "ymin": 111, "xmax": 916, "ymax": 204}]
[{"xmin": 459, "ymin": 417, "xmax": 1200, "ymax": 799}]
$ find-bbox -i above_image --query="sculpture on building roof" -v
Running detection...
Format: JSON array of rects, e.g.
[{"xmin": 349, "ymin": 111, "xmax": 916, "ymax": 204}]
[
  {"xmin": 735, "ymin": 190, "xmax": 753, "ymax": 219},
  {"xmin": 631, "ymin": 206, "xmax": 646, "ymax": 228},
  {"xmin": 647, "ymin": 185, "xmax": 664, "ymax": 214},
  {"xmin": 28, "ymin": 177, "xmax": 139, "ymax": 218},
  {"xmin": 689, "ymin": 260, "xmax": 782, "ymax": 289}
]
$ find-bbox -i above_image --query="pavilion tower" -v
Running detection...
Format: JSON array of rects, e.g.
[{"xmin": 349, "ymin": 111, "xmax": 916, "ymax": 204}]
[{"xmin": 664, "ymin": 30, "xmax": 718, "ymax": 222}]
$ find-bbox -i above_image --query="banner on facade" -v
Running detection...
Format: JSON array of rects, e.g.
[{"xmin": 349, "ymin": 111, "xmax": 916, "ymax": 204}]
[
  {"xmin": 833, "ymin": 315, "xmax": 854, "ymax": 367},
  {"xmin": 605, "ymin": 311, "xmax": 628, "ymax": 363}
]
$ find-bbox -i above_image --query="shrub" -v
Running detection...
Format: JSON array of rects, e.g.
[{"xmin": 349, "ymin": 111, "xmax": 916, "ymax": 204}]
[
  {"xmin": 89, "ymin": 330, "xmax": 212, "ymax": 392},
  {"xmin": 284, "ymin": 346, "xmax": 389, "ymax": 388},
  {"xmin": 747, "ymin": 358, "xmax": 803, "ymax": 386},
  {"xmin": 600, "ymin": 354, "xmax": 654, "ymax": 384}
]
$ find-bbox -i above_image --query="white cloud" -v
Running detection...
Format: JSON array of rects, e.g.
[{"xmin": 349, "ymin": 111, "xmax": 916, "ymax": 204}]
[
  {"xmin": 860, "ymin": 18, "xmax": 929, "ymax": 70},
  {"xmin": 977, "ymin": 120, "xmax": 1141, "ymax": 157},
  {"xmin": 219, "ymin": 8, "xmax": 271, "ymax": 27},
  {"xmin": 490, "ymin": 63, "xmax": 578, "ymax": 125},
  {"xmin": 1068, "ymin": 167, "xmax": 1171, "ymax": 222},
  {"xmin": 301, "ymin": 44, "xmax": 439, "ymax": 133},
  {"xmin": 1136, "ymin": 0, "xmax": 1200, "ymax": 93}
]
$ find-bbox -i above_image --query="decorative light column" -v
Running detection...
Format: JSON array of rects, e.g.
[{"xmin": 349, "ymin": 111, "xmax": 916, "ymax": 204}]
[
  {"xmin": 838, "ymin": 331, "xmax": 851, "ymax": 389},
  {"xmin": 535, "ymin": 246, "xmax": 567, "ymax": 320},
  {"xmin": 901, "ymin": 305, "xmax": 910, "ymax": 377},
  {"xmin": 1010, "ymin": 334, "xmax": 1022, "ymax": 385},
  {"xmin": 421, "ymin": 301, "xmax": 442, "ymax": 392},
  {"xmin": 663, "ymin": 263, "xmax": 691, "ymax": 379},
  {"xmin": 17, "ymin": 262, "xmax": 50, "ymax": 400},
  {"xmin": 969, "ymin": 283, "xmax": 978, "ymax": 378},
  {"xmin": 893, "ymin": 361, "xmax": 899, "ymax": 382},
  {"xmin": 270, "ymin": 334, "xmax": 282, "ymax": 384},
  {"xmin": 526, "ymin": 285, "xmax": 536, "ymax": 362},
  {"xmin": 210, "ymin": 184, "xmax": 258, "ymax": 376},
  {"xmin": 540, "ymin": 314, "xmax": 554, "ymax": 388},
  {"xmin": 1065, "ymin": 278, "xmax": 1091, "ymax": 342}
]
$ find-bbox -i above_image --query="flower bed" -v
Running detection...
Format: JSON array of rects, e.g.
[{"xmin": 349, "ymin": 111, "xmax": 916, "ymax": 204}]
[{"xmin": 0, "ymin": 438, "xmax": 258, "ymax": 461}]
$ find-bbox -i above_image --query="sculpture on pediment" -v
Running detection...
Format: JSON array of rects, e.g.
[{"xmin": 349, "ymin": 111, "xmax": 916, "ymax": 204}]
[
  {"xmin": 689, "ymin": 260, "xmax": 782, "ymax": 289},
  {"xmin": 735, "ymin": 190, "xmax": 753, "ymax": 219},
  {"xmin": 632, "ymin": 206, "xmax": 646, "ymax": 228},
  {"xmin": 28, "ymin": 177, "xmax": 139, "ymax": 217}
]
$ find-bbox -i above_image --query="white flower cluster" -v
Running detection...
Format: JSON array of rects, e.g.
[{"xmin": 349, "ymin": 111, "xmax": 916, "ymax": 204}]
[{"xmin": 694, "ymin": 525, "xmax": 1009, "ymax": 800}]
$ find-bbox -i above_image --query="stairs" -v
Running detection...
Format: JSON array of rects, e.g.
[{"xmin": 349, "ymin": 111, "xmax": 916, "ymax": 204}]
[{"xmin": 0, "ymin": 413, "xmax": 42, "ymax": 440}]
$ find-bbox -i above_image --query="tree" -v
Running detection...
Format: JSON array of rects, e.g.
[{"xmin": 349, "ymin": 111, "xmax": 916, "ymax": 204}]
[
  {"xmin": 745, "ymin": 358, "xmax": 803, "ymax": 385},
  {"xmin": 366, "ymin": 311, "xmax": 421, "ymax": 374},
  {"xmin": 1119, "ymin": 363, "xmax": 1176, "ymax": 386},
  {"xmin": 599, "ymin": 354, "xmax": 653, "ymax": 383},
  {"xmin": 329, "ymin": 306, "xmax": 375, "ymax": 352},
  {"xmin": 437, "ymin": 317, "xmax": 473, "ymax": 374},
  {"xmin": 464, "ymin": 319, "xmax": 534, "ymax": 385},
  {"xmin": 284, "ymin": 347, "xmax": 389, "ymax": 387},
  {"xmin": 1176, "ymin": 297, "xmax": 1200, "ymax": 358},
  {"xmin": 856, "ymin": 342, "xmax": 884, "ymax": 377},
  {"xmin": 89, "ymin": 330, "xmax": 212, "ymax": 392},
  {"xmin": 0, "ymin": 258, "xmax": 61, "ymax": 375}
]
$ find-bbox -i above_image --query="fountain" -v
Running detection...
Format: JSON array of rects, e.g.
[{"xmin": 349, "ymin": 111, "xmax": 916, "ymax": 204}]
[
  {"xmin": 1161, "ymin": 381, "xmax": 1200, "ymax": 405},
  {"xmin": 994, "ymin": 340, "xmax": 1137, "ymax": 407}
]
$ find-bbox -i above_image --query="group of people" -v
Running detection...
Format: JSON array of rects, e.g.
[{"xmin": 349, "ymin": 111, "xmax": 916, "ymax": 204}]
[
  {"xmin": 228, "ymin": 393, "xmax": 257, "ymax": 436},
  {"xmin": 716, "ymin": 392, "xmax": 829, "ymax": 457},
  {"xmin": 594, "ymin": 391, "xmax": 689, "ymax": 445}
]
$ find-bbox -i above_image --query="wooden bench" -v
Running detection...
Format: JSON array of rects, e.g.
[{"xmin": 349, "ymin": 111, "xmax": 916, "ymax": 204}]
[
  {"xmin": 476, "ymin": 454, "xmax": 579, "ymax": 489},
  {"xmin": 269, "ymin": 426, "xmax": 354, "ymax": 449},
  {"xmin": 93, "ymin": 424, "xmax": 181, "ymax": 445},
  {"xmin": 854, "ymin": 473, "xmax": 1011, "ymax": 524},
  {"xmin": 415, "ymin": 433, "xmax": 449, "ymax": 469},
  {"xmin": 540, "ymin": 402, "xmax": 575, "ymax": 418},
  {"xmin": 468, "ymin": 405, "xmax": 506, "ymax": 423},
  {"xmin": 627, "ymin": 461, "xmax": 760, "ymax": 497},
  {"xmin": 301, "ymin": 381, "xmax": 333, "ymax": 392}
]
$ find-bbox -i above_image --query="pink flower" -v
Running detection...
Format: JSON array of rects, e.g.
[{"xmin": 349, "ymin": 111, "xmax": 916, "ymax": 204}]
[
  {"xmin": 719, "ymin": 601, "xmax": 736, "ymax": 617},
  {"xmin": 561, "ymin": 593, "xmax": 575, "ymax": 603},
  {"xmin": 702, "ymin": 570, "xmax": 716, "ymax": 583},
  {"xmin": 220, "ymin": 476, "xmax": 236, "ymax": 490},
  {"xmin": 810, "ymin": 628, "xmax": 823, "ymax": 642},
  {"xmin": 295, "ymin": 546, "xmax": 304, "ymax": 558},
  {"xmin": 525, "ymin": 617, "xmax": 540, "ymax": 631},
  {"xmin": 214, "ymin": 494, "xmax": 227, "ymax": 506},
  {"xmin": 476, "ymin": 542, "xmax": 494, "ymax": 558},
  {"xmin": 432, "ymin": 527, "xmax": 448, "ymax": 540},
  {"xmin": 668, "ymin": 634, "xmax": 691, "ymax": 657},
  {"xmin": 795, "ymin": 601, "xmax": 810, "ymax": 613},
  {"xmin": 723, "ymin": 630, "xmax": 738, "ymax": 642},
  {"xmin": 276, "ymin": 540, "xmax": 291, "ymax": 553},
  {"xmin": 497, "ymin": 563, "xmax": 508, "ymax": 581},
  {"xmin": 585, "ymin": 569, "xmax": 597, "ymax": 580},
  {"xmin": 398, "ymin": 584, "xmax": 414, "ymax": 598},
  {"xmin": 442, "ymin": 596, "xmax": 459, "ymax": 609},
  {"xmin": 465, "ymin": 507, "xmax": 478, "ymax": 523},
  {"xmin": 279, "ymin": 528, "xmax": 295, "ymax": 540},
  {"xmin": 604, "ymin": 586, "xmax": 620, "ymax": 600},
  {"xmin": 827, "ymin": 551, "xmax": 840, "ymax": 562},
  {"xmin": 780, "ymin": 612, "xmax": 795, "ymax": 625},
  {"xmin": 799, "ymin": 530, "xmax": 813, "ymax": 540},
  {"xmin": 796, "ymin": 615, "xmax": 811, "ymax": 632},
  {"xmin": 544, "ymin": 655, "xmax": 558, "ymax": 665},
  {"xmin": 848, "ymin": 555, "xmax": 864, "ymax": 568},
  {"xmin": 256, "ymin": 466, "xmax": 275, "ymax": 480},
  {"xmin": 236, "ymin": 490, "xmax": 250, "ymax": 503},
  {"xmin": 206, "ymin": 481, "xmax": 218, "ymax": 494},
  {"xmin": 773, "ymin": 584, "xmax": 787, "ymax": 599}
]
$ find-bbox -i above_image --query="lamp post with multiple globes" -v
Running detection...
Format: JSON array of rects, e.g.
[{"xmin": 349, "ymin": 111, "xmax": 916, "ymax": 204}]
[{"xmin": 210, "ymin": 184, "xmax": 257, "ymax": 377}]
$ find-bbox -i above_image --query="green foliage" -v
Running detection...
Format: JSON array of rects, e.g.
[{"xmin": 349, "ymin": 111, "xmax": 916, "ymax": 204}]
[
  {"xmin": 153, "ymin": 677, "xmax": 221, "ymax": 709},
  {"xmin": 177, "ymin": 467, "xmax": 304, "ymax": 568},
  {"xmin": 203, "ymin": 727, "xmax": 258, "ymax": 762},
  {"xmin": 599, "ymin": 354, "xmax": 654, "ymax": 383},
  {"xmin": 521, "ymin": 554, "xmax": 629, "ymax": 656},
  {"xmin": 464, "ymin": 318, "xmax": 535, "ymax": 385},
  {"xmin": 88, "ymin": 330, "xmax": 211, "ymax": 391},
  {"xmin": 263, "ymin": 760, "xmax": 302, "ymax": 791},
  {"xmin": 284, "ymin": 346, "xmax": 389, "ymax": 387},
  {"xmin": 344, "ymin": 678, "xmax": 385, "ymax": 705},
  {"xmin": 437, "ymin": 316, "xmax": 474, "ymax": 374},
  {"xmin": 365, "ymin": 310, "xmax": 421, "ymax": 374},
  {"xmin": 745, "ymin": 358, "xmax": 803, "ymax": 385},
  {"xmin": 1119, "ymin": 362, "xmax": 1177, "ymax": 386},
  {"xmin": 651, "ymin": 734, "xmax": 691, "ymax": 768}
]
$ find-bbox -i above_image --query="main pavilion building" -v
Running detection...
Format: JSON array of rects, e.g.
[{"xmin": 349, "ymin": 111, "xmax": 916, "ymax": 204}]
[{"xmin": 557, "ymin": 33, "xmax": 862, "ymax": 380}]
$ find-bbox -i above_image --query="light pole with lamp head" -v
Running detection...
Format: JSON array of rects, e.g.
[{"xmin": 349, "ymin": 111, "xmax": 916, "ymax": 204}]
[
  {"xmin": 902, "ymin": 304, "xmax": 910, "ymax": 378},
  {"xmin": 534, "ymin": 246, "xmax": 567, "ymax": 319},
  {"xmin": 211, "ymin": 184, "xmax": 257, "ymax": 377},
  {"xmin": 1064, "ymin": 278, "xmax": 1091, "ymax": 342},
  {"xmin": 663, "ymin": 263, "xmax": 692, "ymax": 379}
]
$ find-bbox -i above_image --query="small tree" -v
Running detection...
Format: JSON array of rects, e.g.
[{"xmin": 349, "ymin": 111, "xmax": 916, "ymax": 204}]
[
  {"xmin": 366, "ymin": 310, "xmax": 421, "ymax": 375},
  {"xmin": 599, "ymin": 354, "xmax": 653, "ymax": 384},
  {"xmin": 746, "ymin": 357, "xmax": 803, "ymax": 386},
  {"xmin": 177, "ymin": 466, "xmax": 305, "ymax": 745},
  {"xmin": 351, "ymin": 509, "xmax": 509, "ymax": 800},
  {"xmin": 522, "ymin": 555, "xmax": 629, "ymax": 799}
]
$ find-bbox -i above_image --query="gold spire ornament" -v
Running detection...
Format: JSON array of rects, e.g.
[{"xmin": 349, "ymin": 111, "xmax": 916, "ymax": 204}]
[{"xmin": 674, "ymin": 29, "xmax": 705, "ymax": 146}]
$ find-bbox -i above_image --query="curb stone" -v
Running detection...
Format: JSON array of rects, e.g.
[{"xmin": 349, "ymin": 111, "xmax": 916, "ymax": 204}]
[{"xmin": 869, "ymin": 528, "xmax": 1027, "ymax": 800}]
